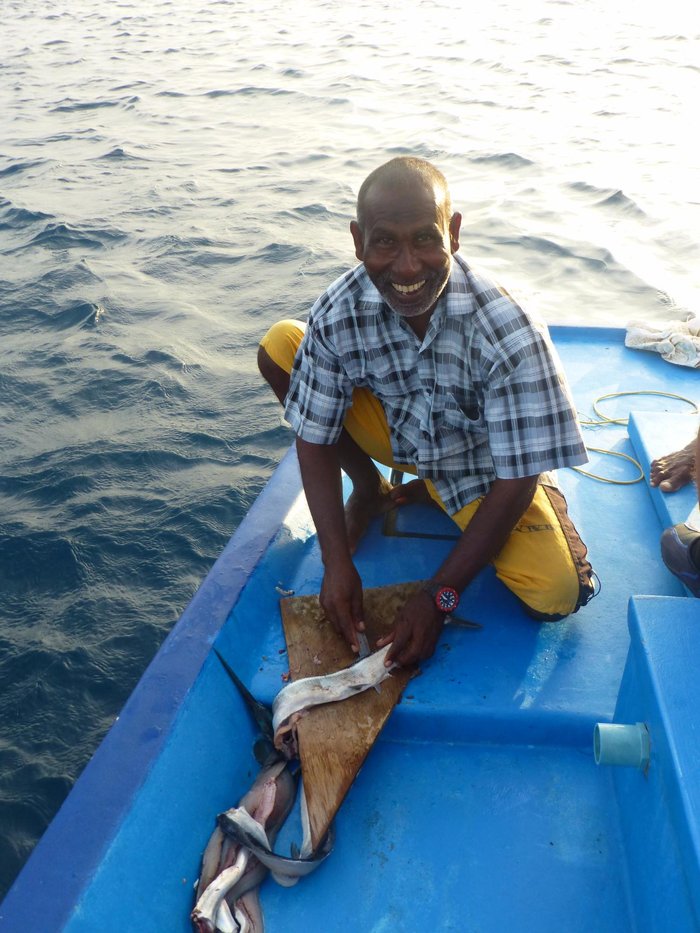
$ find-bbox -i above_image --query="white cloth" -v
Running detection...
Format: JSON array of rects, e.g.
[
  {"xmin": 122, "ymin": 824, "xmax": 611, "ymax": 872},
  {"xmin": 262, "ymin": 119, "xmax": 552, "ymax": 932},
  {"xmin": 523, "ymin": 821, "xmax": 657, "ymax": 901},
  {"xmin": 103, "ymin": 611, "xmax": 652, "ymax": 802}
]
[{"xmin": 625, "ymin": 317, "xmax": 700, "ymax": 368}]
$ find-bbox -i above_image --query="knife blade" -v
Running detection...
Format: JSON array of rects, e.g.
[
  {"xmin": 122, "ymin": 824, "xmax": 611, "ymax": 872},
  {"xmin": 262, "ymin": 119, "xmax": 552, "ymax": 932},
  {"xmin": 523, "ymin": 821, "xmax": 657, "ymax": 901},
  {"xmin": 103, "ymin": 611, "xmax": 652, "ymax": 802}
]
[{"xmin": 356, "ymin": 631, "xmax": 370, "ymax": 659}]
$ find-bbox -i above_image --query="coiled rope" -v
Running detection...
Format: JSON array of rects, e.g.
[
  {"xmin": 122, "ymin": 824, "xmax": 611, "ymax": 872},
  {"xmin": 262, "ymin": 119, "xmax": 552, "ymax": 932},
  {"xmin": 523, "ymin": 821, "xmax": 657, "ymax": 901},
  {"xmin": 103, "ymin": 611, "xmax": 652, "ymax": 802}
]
[{"xmin": 573, "ymin": 390, "xmax": 699, "ymax": 485}]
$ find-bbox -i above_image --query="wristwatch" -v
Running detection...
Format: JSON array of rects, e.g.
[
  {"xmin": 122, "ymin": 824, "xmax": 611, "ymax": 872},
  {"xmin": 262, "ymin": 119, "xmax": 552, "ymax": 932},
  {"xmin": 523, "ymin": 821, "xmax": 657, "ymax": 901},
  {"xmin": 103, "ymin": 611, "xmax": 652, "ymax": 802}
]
[{"xmin": 422, "ymin": 581, "xmax": 460, "ymax": 614}]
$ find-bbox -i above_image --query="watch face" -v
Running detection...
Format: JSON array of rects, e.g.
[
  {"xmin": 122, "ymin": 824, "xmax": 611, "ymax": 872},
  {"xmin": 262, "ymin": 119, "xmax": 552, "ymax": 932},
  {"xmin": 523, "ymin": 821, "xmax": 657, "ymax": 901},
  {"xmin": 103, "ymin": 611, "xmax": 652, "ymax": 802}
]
[{"xmin": 435, "ymin": 586, "xmax": 458, "ymax": 612}]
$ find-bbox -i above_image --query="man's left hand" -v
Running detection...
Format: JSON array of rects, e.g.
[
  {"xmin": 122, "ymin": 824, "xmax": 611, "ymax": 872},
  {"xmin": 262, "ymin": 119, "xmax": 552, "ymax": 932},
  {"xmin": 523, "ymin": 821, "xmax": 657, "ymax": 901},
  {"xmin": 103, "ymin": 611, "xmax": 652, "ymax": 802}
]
[{"xmin": 376, "ymin": 589, "xmax": 444, "ymax": 667}]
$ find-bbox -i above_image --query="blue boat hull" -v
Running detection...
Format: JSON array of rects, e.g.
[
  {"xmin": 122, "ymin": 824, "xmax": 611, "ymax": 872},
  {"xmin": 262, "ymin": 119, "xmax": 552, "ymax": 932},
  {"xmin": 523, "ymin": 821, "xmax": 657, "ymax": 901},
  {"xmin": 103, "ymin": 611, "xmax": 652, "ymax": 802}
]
[{"xmin": 2, "ymin": 326, "xmax": 699, "ymax": 932}]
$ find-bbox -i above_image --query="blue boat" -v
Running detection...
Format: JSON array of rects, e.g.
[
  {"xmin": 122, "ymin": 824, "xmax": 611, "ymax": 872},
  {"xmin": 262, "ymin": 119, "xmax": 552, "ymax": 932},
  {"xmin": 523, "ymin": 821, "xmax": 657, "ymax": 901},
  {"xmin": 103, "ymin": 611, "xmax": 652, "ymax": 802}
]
[{"xmin": 1, "ymin": 326, "xmax": 699, "ymax": 932}]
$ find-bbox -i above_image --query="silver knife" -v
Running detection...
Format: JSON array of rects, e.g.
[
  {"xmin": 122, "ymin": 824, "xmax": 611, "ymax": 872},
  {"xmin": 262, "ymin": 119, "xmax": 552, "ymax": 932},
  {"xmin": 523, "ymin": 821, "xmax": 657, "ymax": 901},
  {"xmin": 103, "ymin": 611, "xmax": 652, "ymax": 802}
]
[
  {"xmin": 357, "ymin": 631, "xmax": 370, "ymax": 659},
  {"xmin": 356, "ymin": 632, "xmax": 381, "ymax": 693}
]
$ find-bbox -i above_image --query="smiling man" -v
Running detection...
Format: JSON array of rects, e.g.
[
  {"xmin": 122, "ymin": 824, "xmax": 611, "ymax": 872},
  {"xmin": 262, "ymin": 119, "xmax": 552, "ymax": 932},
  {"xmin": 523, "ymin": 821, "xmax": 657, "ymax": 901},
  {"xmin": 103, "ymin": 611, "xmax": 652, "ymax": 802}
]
[{"xmin": 258, "ymin": 156, "xmax": 596, "ymax": 668}]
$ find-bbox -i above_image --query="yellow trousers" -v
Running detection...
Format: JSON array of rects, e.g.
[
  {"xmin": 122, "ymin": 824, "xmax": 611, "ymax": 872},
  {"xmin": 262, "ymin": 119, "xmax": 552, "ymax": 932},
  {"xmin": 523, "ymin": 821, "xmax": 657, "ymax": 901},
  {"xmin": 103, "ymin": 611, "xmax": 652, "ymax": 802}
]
[{"xmin": 261, "ymin": 319, "xmax": 594, "ymax": 618}]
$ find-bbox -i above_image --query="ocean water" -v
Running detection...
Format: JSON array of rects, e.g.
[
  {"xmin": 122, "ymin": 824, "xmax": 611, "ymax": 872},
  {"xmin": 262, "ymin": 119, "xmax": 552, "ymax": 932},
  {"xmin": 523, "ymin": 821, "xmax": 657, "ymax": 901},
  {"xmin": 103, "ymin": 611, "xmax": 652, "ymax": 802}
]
[{"xmin": 0, "ymin": 0, "xmax": 698, "ymax": 898}]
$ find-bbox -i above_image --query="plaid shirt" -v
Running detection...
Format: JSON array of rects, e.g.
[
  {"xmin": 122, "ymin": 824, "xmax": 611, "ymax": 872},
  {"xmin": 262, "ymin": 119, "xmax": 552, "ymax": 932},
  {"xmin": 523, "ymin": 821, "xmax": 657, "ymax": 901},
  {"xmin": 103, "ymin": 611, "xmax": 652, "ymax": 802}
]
[{"xmin": 285, "ymin": 254, "xmax": 587, "ymax": 514}]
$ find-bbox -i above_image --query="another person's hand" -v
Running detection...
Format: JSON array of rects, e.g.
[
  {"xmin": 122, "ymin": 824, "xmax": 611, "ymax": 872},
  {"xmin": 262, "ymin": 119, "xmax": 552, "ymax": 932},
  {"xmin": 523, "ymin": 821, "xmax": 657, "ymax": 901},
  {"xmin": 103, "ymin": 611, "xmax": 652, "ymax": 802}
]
[
  {"xmin": 319, "ymin": 556, "xmax": 365, "ymax": 653},
  {"xmin": 377, "ymin": 589, "xmax": 444, "ymax": 667}
]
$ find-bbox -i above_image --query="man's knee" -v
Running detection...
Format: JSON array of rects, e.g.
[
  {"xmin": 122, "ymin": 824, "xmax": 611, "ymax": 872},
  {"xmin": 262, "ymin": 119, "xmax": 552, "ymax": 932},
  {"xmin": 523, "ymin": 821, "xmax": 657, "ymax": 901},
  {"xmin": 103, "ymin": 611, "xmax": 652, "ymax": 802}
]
[
  {"xmin": 516, "ymin": 565, "xmax": 597, "ymax": 622},
  {"xmin": 258, "ymin": 319, "xmax": 306, "ymax": 404},
  {"xmin": 521, "ymin": 604, "xmax": 568, "ymax": 623},
  {"xmin": 258, "ymin": 345, "xmax": 290, "ymax": 405},
  {"xmin": 259, "ymin": 319, "xmax": 305, "ymax": 374}
]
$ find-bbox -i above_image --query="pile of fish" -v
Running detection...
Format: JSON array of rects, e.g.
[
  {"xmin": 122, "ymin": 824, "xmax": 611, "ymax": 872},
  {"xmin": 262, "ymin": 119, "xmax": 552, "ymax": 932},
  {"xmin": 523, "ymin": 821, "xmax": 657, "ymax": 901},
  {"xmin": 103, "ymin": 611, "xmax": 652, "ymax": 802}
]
[
  {"xmin": 190, "ymin": 647, "xmax": 393, "ymax": 932},
  {"xmin": 191, "ymin": 757, "xmax": 300, "ymax": 932}
]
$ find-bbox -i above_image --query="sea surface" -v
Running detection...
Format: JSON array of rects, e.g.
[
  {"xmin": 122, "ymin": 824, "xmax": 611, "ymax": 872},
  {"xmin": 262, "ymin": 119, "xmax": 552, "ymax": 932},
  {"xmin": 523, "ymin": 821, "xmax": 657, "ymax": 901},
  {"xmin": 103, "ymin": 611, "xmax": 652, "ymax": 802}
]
[{"xmin": 1, "ymin": 0, "xmax": 698, "ymax": 898}]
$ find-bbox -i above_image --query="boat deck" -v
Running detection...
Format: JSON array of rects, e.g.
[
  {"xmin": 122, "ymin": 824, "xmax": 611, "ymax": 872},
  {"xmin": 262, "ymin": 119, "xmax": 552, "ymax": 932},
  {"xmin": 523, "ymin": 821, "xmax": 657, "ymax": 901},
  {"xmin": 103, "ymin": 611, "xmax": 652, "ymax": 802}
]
[{"xmin": 1, "ymin": 327, "xmax": 699, "ymax": 932}]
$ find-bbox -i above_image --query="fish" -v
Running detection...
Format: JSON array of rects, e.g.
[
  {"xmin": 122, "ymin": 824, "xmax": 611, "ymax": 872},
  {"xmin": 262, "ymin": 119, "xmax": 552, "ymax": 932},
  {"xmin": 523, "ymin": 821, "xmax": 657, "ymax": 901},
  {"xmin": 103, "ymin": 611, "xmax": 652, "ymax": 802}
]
[
  {"xmin": 192, "ymin": 848, "xmax": 251, "ymax": 933},
  {"xmin": 272, "ymin": 644, "xmax": 395, "ymax": 759},
  {"xmin": 192, "ymin": 652, "xmax": 339, "ymax": 932},
  {"xmin": 192, "ymin": 757, "xmax": 297, "ymax": 932},
  {"xmin": 214, "ymin": 649, "xmax": 277, "ymax": 765},
  {"xmin": 194, "ymin": 756, "xmax": 295, "ymax": 901},
  {"xmin": 231, "ymin": 889, "xmax": 264, "ymax": 933},
  {"xmin": 218, "ymin": 803, "xmax": 334, "ymax": 888}
]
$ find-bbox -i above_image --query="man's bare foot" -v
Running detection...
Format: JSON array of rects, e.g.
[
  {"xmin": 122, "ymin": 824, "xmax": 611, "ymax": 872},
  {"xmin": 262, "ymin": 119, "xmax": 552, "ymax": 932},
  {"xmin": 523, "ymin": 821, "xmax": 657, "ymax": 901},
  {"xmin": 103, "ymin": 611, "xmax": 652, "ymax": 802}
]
[
  {"xmin": 650, "ymin": 442, "xmax": 696, "ymax": 493},
  {"xmin": 344, "ymin": 477, "xmax": 435, "ymax": 553},
  {"xmin": 388, "ymin": 478, "xmax": 437, "ymax": 508},
  {"xmin": 344, "ymin": 475, "xmax": 394, "ymax": 554}
]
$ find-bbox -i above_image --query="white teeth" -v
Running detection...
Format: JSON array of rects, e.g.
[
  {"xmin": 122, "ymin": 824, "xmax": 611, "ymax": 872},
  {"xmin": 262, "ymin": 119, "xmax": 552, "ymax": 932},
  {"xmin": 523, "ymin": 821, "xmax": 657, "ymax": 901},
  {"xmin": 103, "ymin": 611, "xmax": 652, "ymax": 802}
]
[{"xmin": 392, "ymin": 280, "xmax": 425, "ymax": 294}]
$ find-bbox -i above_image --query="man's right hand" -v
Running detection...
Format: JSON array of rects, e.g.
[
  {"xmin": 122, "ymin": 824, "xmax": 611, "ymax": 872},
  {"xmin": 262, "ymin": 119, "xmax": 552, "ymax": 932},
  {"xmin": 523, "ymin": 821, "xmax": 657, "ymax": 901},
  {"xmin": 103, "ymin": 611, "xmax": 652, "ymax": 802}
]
[
  {"xmin": 319, "ymin": 556, "xmax": 365, "ymax": 654},
  {"xmin": 294, "ymin": 436, "xmax": 367, "ymax": 652}
]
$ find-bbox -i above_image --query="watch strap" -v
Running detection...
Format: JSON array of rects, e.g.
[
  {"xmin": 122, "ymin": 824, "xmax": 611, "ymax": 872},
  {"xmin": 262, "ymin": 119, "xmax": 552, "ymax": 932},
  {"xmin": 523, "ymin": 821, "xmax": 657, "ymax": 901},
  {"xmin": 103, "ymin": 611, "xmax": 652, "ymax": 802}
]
[{"xmin": 421, "ymin": 580, "xmax": 460, "ymax": 614}]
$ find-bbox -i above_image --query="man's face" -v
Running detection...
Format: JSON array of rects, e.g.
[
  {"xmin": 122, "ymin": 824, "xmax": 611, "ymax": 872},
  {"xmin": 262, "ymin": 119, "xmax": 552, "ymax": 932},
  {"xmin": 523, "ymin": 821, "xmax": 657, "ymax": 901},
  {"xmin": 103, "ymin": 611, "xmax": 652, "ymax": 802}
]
[{"xmin": 350, "ymin": 180, "xmax": 461, "ymax": 320}]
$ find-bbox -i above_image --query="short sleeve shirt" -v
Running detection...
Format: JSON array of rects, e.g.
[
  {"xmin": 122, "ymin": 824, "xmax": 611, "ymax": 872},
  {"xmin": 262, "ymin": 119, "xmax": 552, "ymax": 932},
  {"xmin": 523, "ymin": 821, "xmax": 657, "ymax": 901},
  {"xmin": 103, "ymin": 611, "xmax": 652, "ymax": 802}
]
[{"xmin": 285, "ymin": 254, "xmax": 587, "ymax": 515}]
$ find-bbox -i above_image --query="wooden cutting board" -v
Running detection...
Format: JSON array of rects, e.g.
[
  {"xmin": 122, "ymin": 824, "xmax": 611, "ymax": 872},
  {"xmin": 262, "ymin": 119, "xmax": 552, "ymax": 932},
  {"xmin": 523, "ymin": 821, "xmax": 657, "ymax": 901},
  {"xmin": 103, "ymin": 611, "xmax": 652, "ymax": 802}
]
[{"xmin": 279, "ymin": 581, "xmax": 421, "ymax": 852}]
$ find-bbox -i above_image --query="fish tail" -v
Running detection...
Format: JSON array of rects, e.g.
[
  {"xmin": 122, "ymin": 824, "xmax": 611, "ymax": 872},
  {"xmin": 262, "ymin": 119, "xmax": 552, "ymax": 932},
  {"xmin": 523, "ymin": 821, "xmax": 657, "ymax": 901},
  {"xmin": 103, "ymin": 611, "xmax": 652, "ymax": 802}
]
[{"xmin": 213, "ymin": 649, "xmax": 275, "ymax": 743}]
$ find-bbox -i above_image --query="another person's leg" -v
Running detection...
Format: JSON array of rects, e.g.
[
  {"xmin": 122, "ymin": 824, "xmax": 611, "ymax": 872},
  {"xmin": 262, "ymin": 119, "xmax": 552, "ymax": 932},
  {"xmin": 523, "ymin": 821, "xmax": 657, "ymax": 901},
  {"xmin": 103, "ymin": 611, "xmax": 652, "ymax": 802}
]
[
  {"xmin": 425, "ymin": 477, "xmax": 595, "ymax": 619},
  {"xmin": 659, "ymin": 428, "xmax": 700, "ymax": 596}
]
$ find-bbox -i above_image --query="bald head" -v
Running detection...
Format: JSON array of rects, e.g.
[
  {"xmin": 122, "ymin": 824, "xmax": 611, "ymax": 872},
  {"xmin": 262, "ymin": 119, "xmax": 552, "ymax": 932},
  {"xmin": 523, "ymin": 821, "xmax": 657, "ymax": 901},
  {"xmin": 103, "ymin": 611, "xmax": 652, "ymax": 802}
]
[
  {"xmin": 356, "ymin": 157, "xmax": 452, "ymax": 230},
  {"xmin": 350, "ymin": 157, "xmax": 461, "ymax": 324}
]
